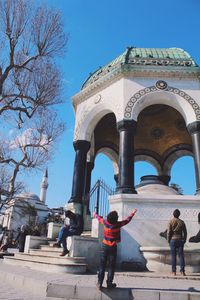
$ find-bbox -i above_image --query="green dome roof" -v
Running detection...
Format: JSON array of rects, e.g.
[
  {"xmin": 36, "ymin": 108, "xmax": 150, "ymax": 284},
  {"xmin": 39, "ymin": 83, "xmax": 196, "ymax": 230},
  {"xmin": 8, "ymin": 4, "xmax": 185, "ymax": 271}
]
[{"xmin": 82, "ymin": 47, "xmax": 198, "ymax": 89}]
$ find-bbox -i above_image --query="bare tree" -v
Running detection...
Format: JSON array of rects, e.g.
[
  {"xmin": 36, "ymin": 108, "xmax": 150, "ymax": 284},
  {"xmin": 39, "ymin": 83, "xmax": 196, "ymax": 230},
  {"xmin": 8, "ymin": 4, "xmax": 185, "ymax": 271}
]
[
  {"xmin": 0, "ymin": 0, "xmax": 67, "ymax": 213},
  {"xmin": 0, "ymin": 110, "xmax": 65, "ymax": 210},
  {"xmin": 0, "ymin": 0, "xmax": 67, "ymax": 126}
]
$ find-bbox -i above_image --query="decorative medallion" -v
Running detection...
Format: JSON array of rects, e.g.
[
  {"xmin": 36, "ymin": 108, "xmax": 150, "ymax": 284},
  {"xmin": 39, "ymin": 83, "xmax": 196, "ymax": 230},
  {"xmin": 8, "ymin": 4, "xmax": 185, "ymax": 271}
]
[
  {"xmin": 94, "ymin": 94, "xmax": 101, "ymax": 104},
  {"xmin": 150, "ymin": 127, "xmax": 164, "ymax": 140},
  {"xmin": 155, "ymin": 80, "xmax": 168, "ymax": 90}
]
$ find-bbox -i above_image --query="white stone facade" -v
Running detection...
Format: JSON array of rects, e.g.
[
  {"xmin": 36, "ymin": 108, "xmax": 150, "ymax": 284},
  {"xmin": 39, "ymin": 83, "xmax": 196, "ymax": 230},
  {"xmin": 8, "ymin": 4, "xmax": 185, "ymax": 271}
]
[
  {"xmin": 109, "ymin": 193, "xmax": 200, "ymax": 270},
  {"xmin": 72, "ymin": 76, "xmax": 200, "ymax": 143},
  {"xmin": 1, "ymin": 194, "xmax": 49, "ymax": 233}
]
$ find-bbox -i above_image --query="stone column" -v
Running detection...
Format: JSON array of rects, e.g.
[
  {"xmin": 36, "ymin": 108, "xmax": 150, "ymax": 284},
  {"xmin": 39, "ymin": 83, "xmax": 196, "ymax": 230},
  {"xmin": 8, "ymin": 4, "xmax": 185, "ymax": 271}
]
[
  {"xmin": 116, "ymin": 119, "xmax": 137, "ymax": 194},
  {"xmin": 187, "ymin": 121, "xmax": 200, "ymax": 194},
  {"xmin": 83, "ymin": 161, "xmax": 94, "ymax": 213},
  {"xmin": 82, "ymin": 161, "xmax": 95, "ymax": 230},
  {"xmin": 114, "ymin": 174, "xmax": 119, "ymax": 186},
  {"xmin": 69, "ymin": 140, "xmax": 91, "ymax": 203},
  {"xmin": 84, "ymin": 161, "xmax": 94, "ymax": 198}
]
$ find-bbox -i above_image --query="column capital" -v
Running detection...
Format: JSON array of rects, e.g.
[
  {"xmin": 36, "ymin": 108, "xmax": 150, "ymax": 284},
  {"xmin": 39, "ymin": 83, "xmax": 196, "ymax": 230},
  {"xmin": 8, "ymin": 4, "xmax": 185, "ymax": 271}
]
[
  {"xmin": 187, "ymin": 121, "xmax": 200, "ymax": 135},
  {"xmin": 117, "ymin": 119, "xmax": 137, "ymax": 132},
  {"xmin": 73, "ymin": 140, "xmax": 90, "ymax": 152}
]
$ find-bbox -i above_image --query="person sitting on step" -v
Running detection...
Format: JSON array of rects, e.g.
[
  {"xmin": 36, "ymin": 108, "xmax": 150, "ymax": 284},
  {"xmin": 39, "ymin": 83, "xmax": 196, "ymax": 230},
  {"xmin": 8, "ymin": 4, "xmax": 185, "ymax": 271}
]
[{"xmin": 53, "ymin": 210, "xmax": 83, "ymax": 256}]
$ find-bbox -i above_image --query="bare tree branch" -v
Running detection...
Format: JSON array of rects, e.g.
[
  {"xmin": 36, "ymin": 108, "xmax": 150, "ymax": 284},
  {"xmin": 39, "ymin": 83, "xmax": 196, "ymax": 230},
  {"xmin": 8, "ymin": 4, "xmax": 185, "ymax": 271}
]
[
  {"xmin": 0, "ymin": 0, "xmax": 67, "ymax": 123},
  {"xmin": 0, "ymin": 0, "xmax": 67, "ymax": 213}
]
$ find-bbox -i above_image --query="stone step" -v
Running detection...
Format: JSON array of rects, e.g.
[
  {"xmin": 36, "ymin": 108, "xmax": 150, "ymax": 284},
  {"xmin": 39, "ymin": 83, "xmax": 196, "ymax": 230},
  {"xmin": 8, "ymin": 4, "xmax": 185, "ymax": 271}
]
[
  {"xmin": 3, "ymin": 256, "xmax": 87, "ymax": 274},
  {"xmin": 31, "ymin": 247, "xmax": 66, "ymax": 255},
  {"xmin": 40, "ymin": 244, "xmax": 63, "ymax": 252},
  {"xmin": 29, "ymin": 248, "xmax": 67, "ymax": 257},
  {"xmin": 1, "ymin": 262, "xmax": 200, "ymax": 300},
  {"xmin": 14, "ymin": 252, "xmax": 86, "ymax": 264}
]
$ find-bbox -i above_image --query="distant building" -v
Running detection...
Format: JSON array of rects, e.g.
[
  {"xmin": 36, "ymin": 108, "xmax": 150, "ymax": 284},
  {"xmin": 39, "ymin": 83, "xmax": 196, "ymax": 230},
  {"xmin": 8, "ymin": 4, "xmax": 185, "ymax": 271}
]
[{"xmin": 0, "ymin": 171, "xmax": 50, "ymax": 232}]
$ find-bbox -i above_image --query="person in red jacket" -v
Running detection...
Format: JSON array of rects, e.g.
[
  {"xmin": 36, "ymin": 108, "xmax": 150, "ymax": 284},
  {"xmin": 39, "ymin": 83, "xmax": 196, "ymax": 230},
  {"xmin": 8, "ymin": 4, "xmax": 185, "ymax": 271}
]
[{"xmin": 94, "ymin": 208, "xmax": 137, "ymax": 290}]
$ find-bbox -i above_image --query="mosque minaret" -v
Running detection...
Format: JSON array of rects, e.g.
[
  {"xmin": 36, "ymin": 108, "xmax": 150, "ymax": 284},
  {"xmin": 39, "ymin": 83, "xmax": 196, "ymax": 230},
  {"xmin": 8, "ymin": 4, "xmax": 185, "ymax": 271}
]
[{"xmin": 40, "ymin": 169, "xmax": 49, "ymax": 203}]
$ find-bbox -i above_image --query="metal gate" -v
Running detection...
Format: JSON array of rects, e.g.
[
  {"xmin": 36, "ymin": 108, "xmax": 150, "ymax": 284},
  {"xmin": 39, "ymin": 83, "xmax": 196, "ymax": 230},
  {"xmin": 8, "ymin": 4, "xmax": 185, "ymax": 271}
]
[{"xmin": 88, "ymin": 179, "xmax": 115, "ymax": 217}]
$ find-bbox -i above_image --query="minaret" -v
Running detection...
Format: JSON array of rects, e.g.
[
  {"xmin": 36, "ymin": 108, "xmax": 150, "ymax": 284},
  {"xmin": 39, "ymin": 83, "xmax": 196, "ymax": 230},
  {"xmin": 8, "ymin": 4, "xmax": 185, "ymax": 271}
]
[{"xmin": 40, "ymin": 169, "xmax": 49, "ymax": 203}]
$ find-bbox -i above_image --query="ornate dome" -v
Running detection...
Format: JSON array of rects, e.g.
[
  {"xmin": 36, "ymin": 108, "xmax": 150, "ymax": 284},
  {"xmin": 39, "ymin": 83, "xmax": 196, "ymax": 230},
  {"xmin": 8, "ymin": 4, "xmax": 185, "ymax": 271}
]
[
  {"xmin": 16, "ymin": 192, "xmax": 40, "ymax": 202},
  {"xmin": 82, "ymin": 47, "xmax": 198, "ymax": 90}
]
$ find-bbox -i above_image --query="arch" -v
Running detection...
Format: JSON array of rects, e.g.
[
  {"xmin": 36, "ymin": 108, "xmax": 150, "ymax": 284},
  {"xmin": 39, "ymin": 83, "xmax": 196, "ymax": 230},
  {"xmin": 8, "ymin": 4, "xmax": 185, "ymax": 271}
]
[
  {"xmin": 162, "ymin": 148, "xmax": 193, "ymax": 175},
  {"xmin": 96, "ymin": 147, "xmax": 119, "ymax": 175},
  {"xmin": 135, "ymin": 160, "xmax": 158, "ymax": 186},
  {"xmin": 74, "ymin": 104, "xmax": 117, "ymax": 142},
  {"xmin": 134, "ymin": 154, "xmax": 162, "ymax": 175},
  {"xmin": 169, "ymin": 155, "xmax": 196, "ymax": 195},
  {"xmin": 124, "ymin": 82, "xmax": 200, "ymax": 125}
]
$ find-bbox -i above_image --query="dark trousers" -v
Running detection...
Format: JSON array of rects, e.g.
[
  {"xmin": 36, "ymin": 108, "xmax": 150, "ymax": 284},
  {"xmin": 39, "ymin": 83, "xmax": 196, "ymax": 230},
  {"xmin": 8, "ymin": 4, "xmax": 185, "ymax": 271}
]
[
  {"xmin": 98, "ymin": 244, "xmax": 117, "ymax": 285},
  {"xmin": 58, "ymin": 226, "xmax": 79, "ymax": 251},
  {"xmin": 170, "ymin": 239, "xmax": 185, "ymax": 272}
]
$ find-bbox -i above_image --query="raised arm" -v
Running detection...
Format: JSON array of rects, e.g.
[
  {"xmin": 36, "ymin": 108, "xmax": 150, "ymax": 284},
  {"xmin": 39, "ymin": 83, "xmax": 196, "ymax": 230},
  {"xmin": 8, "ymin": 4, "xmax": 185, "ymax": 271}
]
[
  {"xmin": 119, "ymin": 209, "xmax": 137, "ymax": 227},
  {"xmin": 93, "ymin": 212, "xmax": 104, "ymax": 225}
]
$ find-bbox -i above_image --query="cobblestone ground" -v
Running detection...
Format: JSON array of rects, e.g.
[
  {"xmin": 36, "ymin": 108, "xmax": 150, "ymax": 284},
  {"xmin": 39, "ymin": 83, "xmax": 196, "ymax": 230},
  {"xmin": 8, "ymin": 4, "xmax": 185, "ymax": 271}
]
[{"xmin": 0, "ymin": 280, "xmax": 47, "ymax": 300}]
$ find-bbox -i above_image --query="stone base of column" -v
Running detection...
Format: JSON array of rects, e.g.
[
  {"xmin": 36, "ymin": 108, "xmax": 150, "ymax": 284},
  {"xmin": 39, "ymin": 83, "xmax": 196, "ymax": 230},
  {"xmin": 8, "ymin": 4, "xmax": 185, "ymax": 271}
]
[
  {"xmin": 65, "ymin": 202, "xmax": 82, "ymax": 215},
  {"xmin": 195, "ymin": 189, "xmax": 200, "ymax": 196},
  {"xmin": 82, "ymin": 204, "xmax": 92, "ymax": 231},
  {"xmin": 68, "ymin": 196, "xmax": 82, "ymax": 203},
  {"xmin": 116, "ymin": 187, "xmax": 137, "ymax": 194}
]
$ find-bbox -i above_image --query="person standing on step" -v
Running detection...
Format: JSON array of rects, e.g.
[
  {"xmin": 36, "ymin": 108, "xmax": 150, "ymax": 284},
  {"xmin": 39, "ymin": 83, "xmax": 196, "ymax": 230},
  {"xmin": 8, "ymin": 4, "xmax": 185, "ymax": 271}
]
[
  {"xmin": 15, "ymin": 225, "xmax": 29, "ymax": 252},
  {"xmin": 53, "ymin": 210, "xmax": 83, "ymax": 256},
  {"xmin": 167, "ymin": 209, "xmax": 187, "ymax": 276},
  {"xmin": 94, "ymin": 209, "xmax": 137, "ymax": 290}
]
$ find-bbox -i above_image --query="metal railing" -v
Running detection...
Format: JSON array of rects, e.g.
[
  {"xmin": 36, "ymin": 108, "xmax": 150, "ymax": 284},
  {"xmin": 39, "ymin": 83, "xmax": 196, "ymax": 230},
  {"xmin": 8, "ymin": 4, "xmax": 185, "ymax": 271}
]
[{"xmin": 87, "ymin": 179, "xmax": 115, "ymax": 217}]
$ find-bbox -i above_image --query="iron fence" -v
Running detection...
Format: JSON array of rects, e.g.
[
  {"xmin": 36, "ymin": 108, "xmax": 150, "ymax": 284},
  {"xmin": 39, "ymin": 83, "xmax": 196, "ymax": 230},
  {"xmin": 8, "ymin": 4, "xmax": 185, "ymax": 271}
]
[{"xmin": 87, "ymin": 179, "xmax": 115, "ymax": 217}]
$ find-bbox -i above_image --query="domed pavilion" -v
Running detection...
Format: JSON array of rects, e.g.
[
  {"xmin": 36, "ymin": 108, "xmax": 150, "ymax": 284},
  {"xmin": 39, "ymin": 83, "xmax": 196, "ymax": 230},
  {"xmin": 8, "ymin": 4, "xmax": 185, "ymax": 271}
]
[{"xmin": 67, "ymin": 47, "xmax": 200, "ymax": 272}]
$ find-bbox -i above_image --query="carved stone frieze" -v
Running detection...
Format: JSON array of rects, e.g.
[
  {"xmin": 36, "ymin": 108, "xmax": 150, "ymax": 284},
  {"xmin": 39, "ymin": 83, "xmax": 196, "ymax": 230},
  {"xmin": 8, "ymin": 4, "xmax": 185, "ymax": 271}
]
[
  {"xmin": 124, "ymin": 81, "xmax": 200, "ymax": 120},
  {"xmin": 128, "ymin": 58, "xmax": 193, "ymax": 67},
  {"xmin": 132, "ymin": 205, "xmax": 200, "ymax": 221},
  {"xmin": 74, "ymin": 107, "xmax": 90, "ymax": 141}
]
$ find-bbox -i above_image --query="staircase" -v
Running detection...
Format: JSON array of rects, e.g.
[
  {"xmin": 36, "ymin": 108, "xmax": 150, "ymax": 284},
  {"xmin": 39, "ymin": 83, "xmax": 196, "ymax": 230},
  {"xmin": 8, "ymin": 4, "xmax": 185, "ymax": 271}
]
[{"xmin": 3, "ymin": 239, "xmax": 87, "ymax": 274}]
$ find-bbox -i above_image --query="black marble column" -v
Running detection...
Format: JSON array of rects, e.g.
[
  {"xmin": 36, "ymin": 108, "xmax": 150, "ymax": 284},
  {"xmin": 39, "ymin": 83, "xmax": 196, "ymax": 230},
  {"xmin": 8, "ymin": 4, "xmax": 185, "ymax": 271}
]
[
  {"xmin": 83, "ymin": 161, "xmax": 94, "ymax": 214},
  {"xmin": 69, "ymin": 140, "xmax": 91, "ymax": 203},
  {"xmin": 114, "ymin": 174, "xmax": 119, "ymax": 186},
  {"xmin": 187, "ymin": 121, "xmax": 200, "ymax": 194},
  {"xmin": 84, "ymin": 161, "xmax": 94, "ymax": 198},
  {"xmin": 116, "ymin": 119, "xmax": 137, "ymax": 194}
]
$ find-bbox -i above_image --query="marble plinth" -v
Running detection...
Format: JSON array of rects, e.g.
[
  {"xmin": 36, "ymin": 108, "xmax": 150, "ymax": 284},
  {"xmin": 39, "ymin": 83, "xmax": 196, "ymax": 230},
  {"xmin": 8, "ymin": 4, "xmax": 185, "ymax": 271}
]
[{"xmin": 109, "ymin": 193, "xmax": 200, "ymax": 272}]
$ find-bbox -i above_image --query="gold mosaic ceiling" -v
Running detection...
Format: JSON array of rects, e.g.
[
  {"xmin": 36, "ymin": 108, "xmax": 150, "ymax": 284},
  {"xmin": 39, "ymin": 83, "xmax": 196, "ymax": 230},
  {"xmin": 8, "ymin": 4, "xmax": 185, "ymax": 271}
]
[{"xmin": 94, "ymin": 105, "xmax": 192, "ymax": 158}]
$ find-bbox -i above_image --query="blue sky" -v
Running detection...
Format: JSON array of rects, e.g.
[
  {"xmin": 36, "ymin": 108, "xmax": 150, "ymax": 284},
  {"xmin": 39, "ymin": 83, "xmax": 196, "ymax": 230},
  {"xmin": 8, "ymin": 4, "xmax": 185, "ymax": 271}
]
[{"xmin": 22, "ymin": 0, "xmax": 200, "ymax": 208}]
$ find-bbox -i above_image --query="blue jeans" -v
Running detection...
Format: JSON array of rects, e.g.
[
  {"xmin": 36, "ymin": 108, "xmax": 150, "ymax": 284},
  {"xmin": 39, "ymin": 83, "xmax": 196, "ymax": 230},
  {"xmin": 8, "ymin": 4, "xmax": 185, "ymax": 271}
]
[
  {"xmin": 170, "ymin": 239, "xmax": 185, "ymax": 272},
  {"xmin": 98, "ymin": 244, "xmax": 117, "ymax": 285},
  {"xmin": 58, "ymin": 226, "xmax": 79, "ymax": 252}
]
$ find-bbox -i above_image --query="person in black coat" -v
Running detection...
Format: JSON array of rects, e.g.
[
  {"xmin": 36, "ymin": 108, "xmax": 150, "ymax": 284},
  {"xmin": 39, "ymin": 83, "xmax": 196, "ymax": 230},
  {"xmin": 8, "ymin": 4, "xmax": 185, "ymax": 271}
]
[{"xmin": 15, "ymin": 225, "xmax": 29, "ymax": 252}]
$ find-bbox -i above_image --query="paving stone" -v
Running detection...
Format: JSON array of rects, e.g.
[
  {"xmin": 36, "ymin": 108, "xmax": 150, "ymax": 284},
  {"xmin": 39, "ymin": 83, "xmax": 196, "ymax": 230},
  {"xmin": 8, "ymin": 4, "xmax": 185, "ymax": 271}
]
[{"xmin": 0, "ymin": 260, "xmax": 200, "ymax": 299}]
